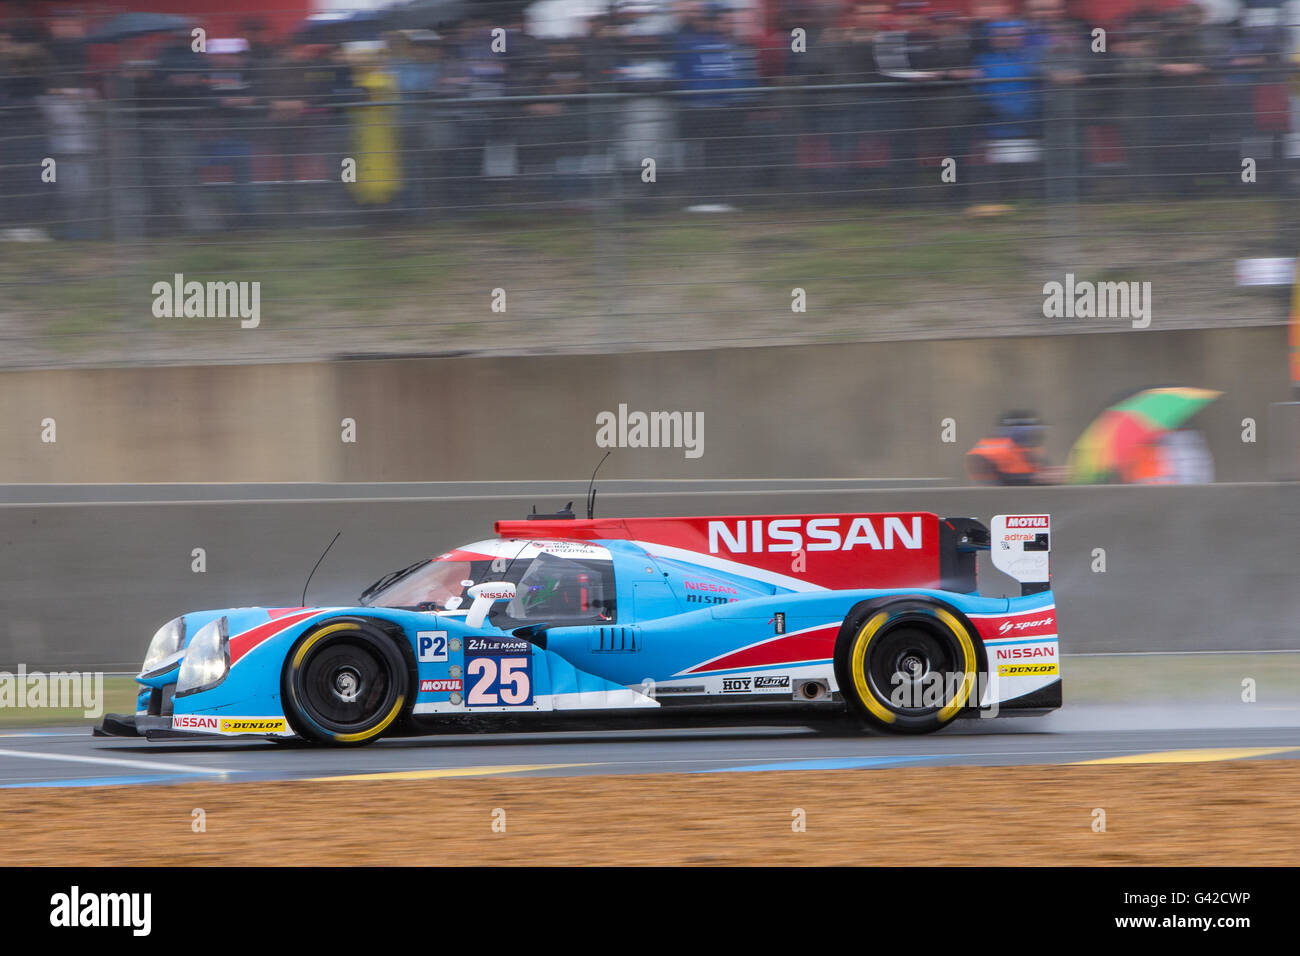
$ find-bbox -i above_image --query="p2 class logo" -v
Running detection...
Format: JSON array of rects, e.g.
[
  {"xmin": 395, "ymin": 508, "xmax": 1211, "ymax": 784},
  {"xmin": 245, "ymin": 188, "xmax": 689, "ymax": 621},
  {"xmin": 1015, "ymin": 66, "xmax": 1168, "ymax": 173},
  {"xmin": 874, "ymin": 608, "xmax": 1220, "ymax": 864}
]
[{"xmin": 418, "ymin": 630, "xmax": 448, "ymax": 663}]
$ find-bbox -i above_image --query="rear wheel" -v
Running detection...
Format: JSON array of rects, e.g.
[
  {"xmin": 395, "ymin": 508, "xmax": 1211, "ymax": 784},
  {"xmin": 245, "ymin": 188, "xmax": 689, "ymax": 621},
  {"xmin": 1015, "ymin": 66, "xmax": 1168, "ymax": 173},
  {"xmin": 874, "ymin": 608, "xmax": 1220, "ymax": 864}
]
[
  {"xmin": 836, "ymin": 600, "xmax": 980, "ymax": 734},
  {"xmin": 282, "ymin": 622, "xmax": 408, "ymax": 745}
]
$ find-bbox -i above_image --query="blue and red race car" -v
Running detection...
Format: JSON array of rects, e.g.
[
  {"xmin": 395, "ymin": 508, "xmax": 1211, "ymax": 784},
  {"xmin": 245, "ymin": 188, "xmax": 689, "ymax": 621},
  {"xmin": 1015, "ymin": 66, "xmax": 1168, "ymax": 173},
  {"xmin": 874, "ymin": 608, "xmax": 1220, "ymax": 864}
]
[{"xmin": 99, "ymin": 509, "xmax": 1061, "ymax": 744}]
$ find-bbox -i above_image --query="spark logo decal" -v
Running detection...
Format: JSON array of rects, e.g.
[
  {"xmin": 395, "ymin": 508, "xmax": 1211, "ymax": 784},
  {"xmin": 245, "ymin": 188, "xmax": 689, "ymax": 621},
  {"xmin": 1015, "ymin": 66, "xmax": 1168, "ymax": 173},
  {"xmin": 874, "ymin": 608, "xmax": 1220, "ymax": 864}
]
[{"xmin": 998, "ymin": 617, "xmax": 1054, "ymax": 634}]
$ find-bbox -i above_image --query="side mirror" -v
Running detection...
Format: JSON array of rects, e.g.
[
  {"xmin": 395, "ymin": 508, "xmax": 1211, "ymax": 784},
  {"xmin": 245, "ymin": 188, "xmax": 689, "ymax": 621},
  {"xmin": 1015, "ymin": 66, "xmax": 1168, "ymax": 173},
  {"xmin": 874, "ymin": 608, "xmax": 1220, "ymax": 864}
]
[{"xmin": 464, "ymin": 581, "xmax": 517, "ymax": 628}]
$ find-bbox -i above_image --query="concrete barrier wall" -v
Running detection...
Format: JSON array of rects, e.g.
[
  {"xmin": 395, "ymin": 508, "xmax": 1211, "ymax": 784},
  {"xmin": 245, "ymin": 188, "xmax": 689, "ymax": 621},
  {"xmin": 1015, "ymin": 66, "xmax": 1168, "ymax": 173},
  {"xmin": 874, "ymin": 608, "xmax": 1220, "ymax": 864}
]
[
  {"xmin": 0, "ymin": 325, "xmax": 1290, "ymax": 483},
  {"xmin": 3, "ymin": 484, "xmax": 1296, "ymax": 669},
  {"xmin": 0, "ymin": 363, "xmax": 338, "ymax": 483}
]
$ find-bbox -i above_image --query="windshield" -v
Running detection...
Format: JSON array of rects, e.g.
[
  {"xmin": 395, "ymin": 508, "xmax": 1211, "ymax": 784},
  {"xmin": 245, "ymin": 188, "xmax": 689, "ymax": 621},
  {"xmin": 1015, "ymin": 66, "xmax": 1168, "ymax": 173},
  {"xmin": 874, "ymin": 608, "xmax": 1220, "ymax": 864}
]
[
  {"xmin": 362, "ymin": 559, "xmax": 487, "ymax": 610},
  {"xmin": 360, "ymin": 540, "xmax": 615, "ymax": 618},
  {"xmin": 361, "ymin": 539, "xmax": 534, "ymax": 610}
]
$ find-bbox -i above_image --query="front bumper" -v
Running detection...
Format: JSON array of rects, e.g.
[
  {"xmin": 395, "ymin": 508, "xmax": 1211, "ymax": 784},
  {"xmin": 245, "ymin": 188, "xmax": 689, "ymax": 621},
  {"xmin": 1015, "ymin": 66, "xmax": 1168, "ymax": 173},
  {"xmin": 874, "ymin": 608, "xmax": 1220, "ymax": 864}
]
[
  {"xmin": 95, "ymin": 711, "xmax": 296, "ymax": 740},
  {"xmin": 94, "ymin": 713, "xmax": 209, "ymax": 740}
]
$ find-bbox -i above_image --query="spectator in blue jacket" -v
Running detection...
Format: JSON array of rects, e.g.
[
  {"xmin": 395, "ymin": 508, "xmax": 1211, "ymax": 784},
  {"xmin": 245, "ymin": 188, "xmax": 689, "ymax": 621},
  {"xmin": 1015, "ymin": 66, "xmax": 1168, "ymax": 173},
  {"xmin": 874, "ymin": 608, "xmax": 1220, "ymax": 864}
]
[
  {"xmin": 974, "ymin": 20, "xmax": 1042, "ymax": 141},
  {"xmin": 673, "ymin": 1, "xmax": 757, "ymax": 207}
]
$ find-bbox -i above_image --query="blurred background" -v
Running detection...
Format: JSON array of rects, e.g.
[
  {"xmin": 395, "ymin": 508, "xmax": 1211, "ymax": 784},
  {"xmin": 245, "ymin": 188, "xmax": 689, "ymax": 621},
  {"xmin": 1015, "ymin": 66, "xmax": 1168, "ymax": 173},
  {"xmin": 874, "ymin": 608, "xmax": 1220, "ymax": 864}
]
[
  {"xmin": 0, "ymin": 0, "xmax": 1298, "ymax": 672},
  {"xmin": 1, "ymin": 0, "xmax": 1299, "ymax": 486}
]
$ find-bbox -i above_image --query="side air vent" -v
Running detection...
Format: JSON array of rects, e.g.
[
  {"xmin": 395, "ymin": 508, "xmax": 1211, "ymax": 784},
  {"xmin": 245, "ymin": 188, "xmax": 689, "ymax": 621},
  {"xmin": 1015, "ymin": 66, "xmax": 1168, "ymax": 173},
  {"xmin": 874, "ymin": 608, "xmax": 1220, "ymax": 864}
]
[
  {"xmin": 589, "ymin": 626, "xmax": 639, "ymax": 652},
  {"xmin": 511, "ymin": 624, "xmax": 549, "ymax": 649}
]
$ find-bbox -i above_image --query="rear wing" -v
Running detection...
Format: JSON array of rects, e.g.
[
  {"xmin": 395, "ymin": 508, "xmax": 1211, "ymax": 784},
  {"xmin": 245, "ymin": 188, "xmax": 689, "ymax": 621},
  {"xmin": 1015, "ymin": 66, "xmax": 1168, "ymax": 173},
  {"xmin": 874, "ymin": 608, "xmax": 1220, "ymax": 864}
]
[{"xmin": 990, "ymin": 514, "xmax": 1052, "ymax": 596}]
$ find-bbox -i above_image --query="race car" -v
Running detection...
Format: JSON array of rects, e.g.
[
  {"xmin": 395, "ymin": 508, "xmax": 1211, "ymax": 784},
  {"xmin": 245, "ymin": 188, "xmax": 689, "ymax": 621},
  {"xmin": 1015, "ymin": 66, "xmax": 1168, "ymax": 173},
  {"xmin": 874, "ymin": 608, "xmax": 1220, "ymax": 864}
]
[{"xmin": 98, "ymin": 509, "xmax": 1061, "ymax": 744}]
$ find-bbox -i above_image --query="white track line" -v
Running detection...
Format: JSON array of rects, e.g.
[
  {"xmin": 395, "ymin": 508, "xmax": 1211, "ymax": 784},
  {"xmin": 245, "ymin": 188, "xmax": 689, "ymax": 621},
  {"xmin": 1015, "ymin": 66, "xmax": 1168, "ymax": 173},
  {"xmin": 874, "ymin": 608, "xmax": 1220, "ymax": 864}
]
[{"xmin": 0, "ymin": 748, "xmax": 234, "ymax": 776}]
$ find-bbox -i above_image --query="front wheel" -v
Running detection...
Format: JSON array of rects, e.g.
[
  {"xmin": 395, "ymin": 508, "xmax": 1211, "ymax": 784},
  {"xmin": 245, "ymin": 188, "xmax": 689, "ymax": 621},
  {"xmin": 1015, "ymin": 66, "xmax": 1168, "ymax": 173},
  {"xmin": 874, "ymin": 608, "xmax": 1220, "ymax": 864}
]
[
  {"xmin": 282, "ymin": 622, "xmax": 408, "ymax": 745},
  {"xmin": 836, "ymin": 600, "xmax": 981, "ymax": 734}
]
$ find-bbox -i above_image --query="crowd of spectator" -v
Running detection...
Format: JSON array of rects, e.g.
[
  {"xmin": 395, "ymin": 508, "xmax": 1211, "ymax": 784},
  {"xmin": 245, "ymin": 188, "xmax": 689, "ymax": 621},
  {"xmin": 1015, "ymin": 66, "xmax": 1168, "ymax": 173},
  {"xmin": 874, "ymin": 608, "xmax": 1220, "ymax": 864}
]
[{"xmin": 0, "ymin": 0, "xmax": 1296, "ymax": 239}]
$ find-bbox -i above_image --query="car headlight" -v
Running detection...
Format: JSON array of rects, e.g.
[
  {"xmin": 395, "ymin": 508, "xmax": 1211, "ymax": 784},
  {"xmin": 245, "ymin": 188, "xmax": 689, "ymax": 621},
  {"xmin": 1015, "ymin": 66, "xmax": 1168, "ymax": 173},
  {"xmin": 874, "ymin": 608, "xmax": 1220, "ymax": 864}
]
[
  {"xmin": 175, "ymin": 617, "xmax": 229, "ymax": 698},
  {"xmin": 141, "ymin": 617, "xmax": 186, "ymax": 675}
]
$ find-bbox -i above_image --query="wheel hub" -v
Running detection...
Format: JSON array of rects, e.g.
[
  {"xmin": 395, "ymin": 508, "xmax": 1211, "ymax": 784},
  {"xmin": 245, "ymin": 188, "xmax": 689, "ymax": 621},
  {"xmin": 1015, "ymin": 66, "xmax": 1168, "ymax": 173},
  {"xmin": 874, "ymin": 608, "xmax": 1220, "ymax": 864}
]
[
  {"xmin": 895, "ymin": 650, "xmax": 929, "ymax": 682},
  {"xmin": 332, "ymin": 666, "xmax": 362, "ymax": 703},
  {"xmin": 865, "ymin": 620, "xmax": 960, "ymax": 716}
]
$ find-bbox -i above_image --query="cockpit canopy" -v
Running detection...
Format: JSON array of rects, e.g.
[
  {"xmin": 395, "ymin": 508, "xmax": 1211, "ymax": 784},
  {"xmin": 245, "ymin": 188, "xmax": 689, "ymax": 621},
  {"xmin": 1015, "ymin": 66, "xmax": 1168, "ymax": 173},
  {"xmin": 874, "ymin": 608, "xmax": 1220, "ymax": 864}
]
[
  {"xmin": 503, "ymin": 550, "xmax": 614, "ymax": 624},
  {"xmin": 361, "ymin": 539, "xmax": 617, "ymax": 624}
]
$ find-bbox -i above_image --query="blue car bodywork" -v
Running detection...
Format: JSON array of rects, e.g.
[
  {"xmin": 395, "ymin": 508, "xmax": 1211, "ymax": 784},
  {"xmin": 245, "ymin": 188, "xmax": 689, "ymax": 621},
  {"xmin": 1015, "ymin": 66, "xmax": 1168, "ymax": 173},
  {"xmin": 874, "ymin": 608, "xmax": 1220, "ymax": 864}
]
[{"xmin": 105, "ymin": 510, "xmax": 1062, "ymax": 743}]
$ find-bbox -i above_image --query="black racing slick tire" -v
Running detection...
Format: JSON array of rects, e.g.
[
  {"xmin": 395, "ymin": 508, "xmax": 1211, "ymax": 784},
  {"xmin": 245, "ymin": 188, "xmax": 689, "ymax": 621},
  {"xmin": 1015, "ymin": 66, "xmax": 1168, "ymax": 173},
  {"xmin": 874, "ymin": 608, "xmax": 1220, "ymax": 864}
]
[
  {"xmin": 834, "ymin": 599, "xmax": 982, "ymax": 735},
  {"xmin": 282, "ymin": 621, "xmax": 409, "ymax": 746}
]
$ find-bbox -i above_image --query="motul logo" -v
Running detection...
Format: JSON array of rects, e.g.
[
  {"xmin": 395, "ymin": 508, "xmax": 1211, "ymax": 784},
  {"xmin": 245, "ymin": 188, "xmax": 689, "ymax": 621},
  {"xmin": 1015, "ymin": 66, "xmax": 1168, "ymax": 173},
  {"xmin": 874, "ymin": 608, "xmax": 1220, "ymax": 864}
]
[
  {"xmin": 420, "ymin": 679, "xmax": 463, "ymax": 692},
  {"xmin": 707, "ymin": 516, "xmax": 924, "ymax": 554},
  {"xmin": 1005, "ymin": 516, "xmax": 1049, "ymax": 528}
]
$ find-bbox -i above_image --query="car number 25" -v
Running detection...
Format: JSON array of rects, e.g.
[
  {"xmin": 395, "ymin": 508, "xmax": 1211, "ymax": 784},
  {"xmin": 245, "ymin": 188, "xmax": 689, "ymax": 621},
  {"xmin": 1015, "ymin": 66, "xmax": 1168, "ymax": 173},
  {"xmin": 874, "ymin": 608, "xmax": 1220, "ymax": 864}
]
[{"xmin": 465, "ymin": 656, "xmax": 534, "ymax": 707}]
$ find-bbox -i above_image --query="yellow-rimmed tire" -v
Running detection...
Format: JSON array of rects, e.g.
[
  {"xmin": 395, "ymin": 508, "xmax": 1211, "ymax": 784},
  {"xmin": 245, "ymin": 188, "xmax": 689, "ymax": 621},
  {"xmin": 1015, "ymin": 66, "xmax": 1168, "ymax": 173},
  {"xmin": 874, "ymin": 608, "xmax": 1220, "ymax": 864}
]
[
  {"xmin": 282, "ymin": 620, "xmax": 409, "ymax": 746},
  {"xmin": 834, "ymin": 599, "xmax": 982, "ymax": 734}
]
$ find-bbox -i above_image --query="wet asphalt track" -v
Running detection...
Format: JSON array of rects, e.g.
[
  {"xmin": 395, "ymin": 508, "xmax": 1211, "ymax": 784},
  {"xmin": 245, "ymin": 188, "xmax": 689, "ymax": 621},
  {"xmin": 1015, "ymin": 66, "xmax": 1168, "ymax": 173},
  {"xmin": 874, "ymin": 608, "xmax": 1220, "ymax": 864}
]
[{"xmin": 3, "ymin": 705, "xmax": 1300, "ymax": 788}]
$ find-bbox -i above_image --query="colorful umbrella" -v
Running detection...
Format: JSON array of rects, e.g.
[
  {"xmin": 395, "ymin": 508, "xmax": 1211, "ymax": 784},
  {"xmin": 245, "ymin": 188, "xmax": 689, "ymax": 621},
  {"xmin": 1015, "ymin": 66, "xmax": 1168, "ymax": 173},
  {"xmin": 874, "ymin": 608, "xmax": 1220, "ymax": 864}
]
[{"xmin": 1068, "ymin": 387, "xmax": 1221, "ymax": 484}]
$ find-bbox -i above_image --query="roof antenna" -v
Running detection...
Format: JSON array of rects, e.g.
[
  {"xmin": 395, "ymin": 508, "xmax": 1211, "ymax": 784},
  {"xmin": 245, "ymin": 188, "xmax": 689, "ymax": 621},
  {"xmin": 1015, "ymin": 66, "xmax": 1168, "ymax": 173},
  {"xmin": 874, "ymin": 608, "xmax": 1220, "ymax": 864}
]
[
  {"xmin": 302, "ymin": 531, "xmax": 341, "ymax": 607},
  {"xmin": 586, "ymin": 451, "xmax": 611, "ymax": 520}
]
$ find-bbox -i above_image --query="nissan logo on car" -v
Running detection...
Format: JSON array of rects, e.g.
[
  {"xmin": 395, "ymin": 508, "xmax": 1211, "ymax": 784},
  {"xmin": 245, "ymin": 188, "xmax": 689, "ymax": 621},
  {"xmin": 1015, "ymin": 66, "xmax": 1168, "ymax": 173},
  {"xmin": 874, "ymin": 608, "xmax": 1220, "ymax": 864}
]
[{"xmin": 707, "ymin": 516, "xmax": 924, "ymax": 554}]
